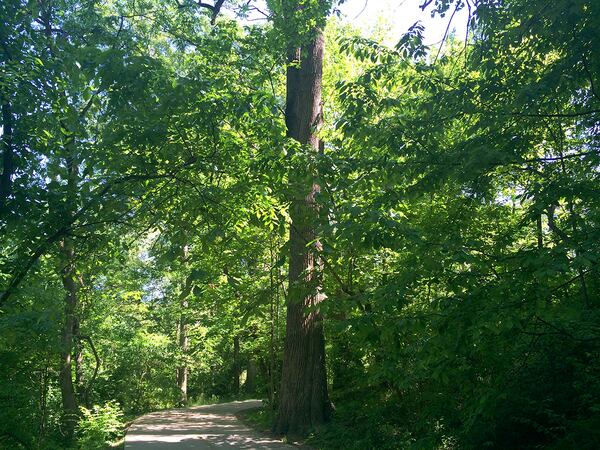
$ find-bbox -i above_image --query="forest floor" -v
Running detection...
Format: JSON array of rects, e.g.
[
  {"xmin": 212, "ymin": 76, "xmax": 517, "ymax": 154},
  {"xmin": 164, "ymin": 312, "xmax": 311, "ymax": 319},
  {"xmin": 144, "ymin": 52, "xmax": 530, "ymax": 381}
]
[{"xmin": 124, "ymin": 400, "xmax": 295, "ymax": 449}]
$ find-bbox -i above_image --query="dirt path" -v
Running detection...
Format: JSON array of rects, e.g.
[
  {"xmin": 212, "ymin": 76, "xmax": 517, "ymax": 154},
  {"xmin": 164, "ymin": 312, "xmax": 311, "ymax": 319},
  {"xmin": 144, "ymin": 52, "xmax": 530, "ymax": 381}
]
[{"xmin": 124, "ymin": 400, "xmax": 294, "ymax": 449}]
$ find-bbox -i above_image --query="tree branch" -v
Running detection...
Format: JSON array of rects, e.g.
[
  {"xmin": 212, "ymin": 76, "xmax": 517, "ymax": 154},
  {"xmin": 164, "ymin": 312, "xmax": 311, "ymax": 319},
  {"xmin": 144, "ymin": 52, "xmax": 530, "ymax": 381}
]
[
  {"xmin": 178, "ymin": 0, "xmax": 225, "ymax": 24},
  {"xmin": 0, "ymin": 159, "xmax": 197, "ymax": 307},
  {"xmin": 78, "ymin": 335, "xmax": 101, "ymax": 408}
]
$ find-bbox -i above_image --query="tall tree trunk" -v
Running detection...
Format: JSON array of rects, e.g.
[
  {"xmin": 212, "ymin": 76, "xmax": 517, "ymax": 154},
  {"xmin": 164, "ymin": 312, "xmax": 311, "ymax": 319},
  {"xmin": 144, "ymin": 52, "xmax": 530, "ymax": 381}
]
[
  {"xmin": 0, "ymin": 100, "xmax": 14, "ymax": 215},
  {"xmin": 176, "ymin": 316, "xmax": 188, "ymax": 406},
  {"xmin": 245, "ymin": 358, "xmax": 257, "ymax": 394},
  {"xmin": 177, "ymin": 244, "xmax": 191, "ymax": 406},
  {"xmin": 233, "ymin": 334, "xmax": 240, "ymax": 395},
  {"xmin": 269, "ymin": 241, "xmax": 276, "ymax": 406},
  {"xmin": 58, "ymin": 150, "xmax": 79, "ymax": 440},
  {"xmin": 275, "ymin": 23, "xmax": 330, "ymax": 435},
  {"xmin": 42, "ymin": 10, "xmax": 82, "ymax": 437},
  {"xmin": 58, "ymin": 236, "xmax": 79, "ymax": 440},
  {"xmin": 557, "ymin": 146, "xmax": 590, "ymax": 306},
  {"xmin": 536, "ymin": 214, "xmax": 543, "ymax": 249},
  {"xmin": 74, "ymin": 316, "xmax": 85, "ymax": 403},
  {"xmin": 39, "ymin": 362, "xmax": 48, "ymax": 441}
]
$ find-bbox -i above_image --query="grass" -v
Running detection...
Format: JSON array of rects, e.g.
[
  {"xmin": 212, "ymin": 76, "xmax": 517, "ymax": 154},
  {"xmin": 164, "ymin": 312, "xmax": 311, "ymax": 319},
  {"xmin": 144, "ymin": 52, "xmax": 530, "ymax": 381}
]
[
  {"xmin": 236, "ymin": 403, "xmax": 406, "ymax": 450},
  {"xmin": 236, "ymin": 405, "xmax": 276, "ymax": 433},
  {"xmin": 235, "ymin": 406, "xmax": 313, "ymax": 448},
  {"xmin": 190, "ymin": 392, "xmax": 259, "ymax": 407}
]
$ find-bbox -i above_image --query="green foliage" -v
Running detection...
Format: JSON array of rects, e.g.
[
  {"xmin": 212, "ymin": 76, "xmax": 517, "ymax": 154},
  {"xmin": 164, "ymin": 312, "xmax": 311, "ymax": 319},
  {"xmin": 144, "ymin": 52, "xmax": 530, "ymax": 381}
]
[
  {"xmin": 237, "ymin": 406, "xmax": 275, "ymax": 433},
  {"xmin": 76, "ymin": 402, "xmax": 124, "ymax": 450},
  {"xmin": 2, "ymin": 0, "xmax": 599, "ymax": 448},
  {"xmin": 316, "ymin": 0, "xmax": 600, "ymax": 448}
]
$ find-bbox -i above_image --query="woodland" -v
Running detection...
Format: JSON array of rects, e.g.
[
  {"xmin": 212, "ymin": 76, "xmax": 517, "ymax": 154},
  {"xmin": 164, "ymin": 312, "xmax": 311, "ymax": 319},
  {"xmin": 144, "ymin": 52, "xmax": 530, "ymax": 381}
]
[{"xmin": 1, "ymin": 0, "xmax": 599, "ymax": 449}]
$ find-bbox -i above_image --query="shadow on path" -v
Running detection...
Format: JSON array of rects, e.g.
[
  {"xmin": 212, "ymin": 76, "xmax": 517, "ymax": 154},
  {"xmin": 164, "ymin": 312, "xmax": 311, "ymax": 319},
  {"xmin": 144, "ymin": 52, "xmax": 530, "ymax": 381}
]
[{"xmin": 125, "ymin": 400, "xmax": 293, "ymax": 449}]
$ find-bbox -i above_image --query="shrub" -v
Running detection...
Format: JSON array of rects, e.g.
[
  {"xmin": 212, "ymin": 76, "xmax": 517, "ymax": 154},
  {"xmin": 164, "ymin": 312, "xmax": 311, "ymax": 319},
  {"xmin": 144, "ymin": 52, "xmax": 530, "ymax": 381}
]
[{"xmin": 76, "ymin": 401, "xmax": 124, "ymax": 450}]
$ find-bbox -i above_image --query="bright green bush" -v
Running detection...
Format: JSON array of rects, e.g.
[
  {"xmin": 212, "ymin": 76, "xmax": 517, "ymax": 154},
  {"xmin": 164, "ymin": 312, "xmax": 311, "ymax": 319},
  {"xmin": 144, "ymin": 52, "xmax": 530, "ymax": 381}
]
[{"xmin": 76, "ymin": 402, "xmax": 124, "ymax": 450}]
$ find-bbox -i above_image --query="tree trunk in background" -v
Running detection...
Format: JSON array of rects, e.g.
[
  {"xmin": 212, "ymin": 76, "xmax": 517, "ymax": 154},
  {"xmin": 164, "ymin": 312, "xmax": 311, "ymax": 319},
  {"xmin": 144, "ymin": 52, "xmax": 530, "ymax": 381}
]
[
  {"xmin": 74, "ymin": 316, "xmax": 85, "ymax": 404},
  {"xmin": 233, "ymin": 334, "xmax": 240, "ymax": 395},
  {"xmin": 536, "ymin": 214, "xmax": 543, "ymax": 249},
  {"xmin": 177, "ymin": 244, "xmax": 191, "ymax": 406},
  {"xmin": 58, "ymin": 236, "xmax": 79, "ymax": 441},
  {"xmin": 0, "ymin": 101, "xmax": 14, "ymax": 215},
  {"xmin": 245, "ymin": 359, "xmax": 257, "ymax": 394},
  {"xmin": 176, "ymin": 313, "xmax": 188, "ymax": 406},
  {"xmin": 275, "ymin": 23, "xmax": 330, "ymax": 435},
  {"xmin": 269, "ymin": 241, "xmax": 276, "ymax": 406},
  {"xmin": 39, "ymin": 363, "xmax": 48, "ymax": 441},
  {"xmin": 57, "ymin": 151, "xmax": 80, "ymax": 440}
]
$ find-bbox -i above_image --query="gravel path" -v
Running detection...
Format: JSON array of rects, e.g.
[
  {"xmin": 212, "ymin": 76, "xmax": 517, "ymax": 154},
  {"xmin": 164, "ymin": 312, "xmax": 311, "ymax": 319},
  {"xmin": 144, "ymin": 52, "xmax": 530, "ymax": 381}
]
[{"xmin": 124, "ymin": 400, "xmax": 294, "ymax": 449}]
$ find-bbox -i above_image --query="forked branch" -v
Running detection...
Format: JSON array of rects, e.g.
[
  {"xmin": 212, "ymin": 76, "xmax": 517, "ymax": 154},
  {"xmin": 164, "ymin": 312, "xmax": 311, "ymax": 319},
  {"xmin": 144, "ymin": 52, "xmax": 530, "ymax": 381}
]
[{"xmin": 177, "ymin": 0, "xmax": 225, "ymax": 24}]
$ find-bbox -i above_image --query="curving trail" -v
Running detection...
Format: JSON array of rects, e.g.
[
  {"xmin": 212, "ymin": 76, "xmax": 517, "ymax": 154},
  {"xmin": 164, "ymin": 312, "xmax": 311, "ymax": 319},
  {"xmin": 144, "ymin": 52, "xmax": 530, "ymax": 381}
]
[{"xmin": 124, "ymin": 400, "xmax": 294, "ymax": 449}]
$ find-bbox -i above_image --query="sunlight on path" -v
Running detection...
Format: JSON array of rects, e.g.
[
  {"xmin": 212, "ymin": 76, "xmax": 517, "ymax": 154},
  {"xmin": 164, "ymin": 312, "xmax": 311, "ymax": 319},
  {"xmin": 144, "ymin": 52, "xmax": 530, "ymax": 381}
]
[{"xmin": 125, "ymin": 400, "xmax": 294, "ymax": 449}]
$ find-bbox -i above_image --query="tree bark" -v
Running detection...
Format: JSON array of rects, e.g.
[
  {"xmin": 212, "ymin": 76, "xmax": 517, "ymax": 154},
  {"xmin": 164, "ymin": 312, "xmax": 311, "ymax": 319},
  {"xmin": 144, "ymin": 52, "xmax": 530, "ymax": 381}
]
[
  {"xmin": 0, "ymin": 100, "xmax": 14, "ymax": 215},
  {"xmin": 58, "ymin": 236, "xmax": 79, "ymax": 440},
  {"xmin": 245, "ymin": 358, "xmax": 257, "ymax": 394},
  {"xmin": 177, "ymin": 245, "xmax": 191, "ymax": 406},
  {"xmin": 274, "ymin": 24, "xmax": 330, "ymax": 435},
  {"xmin": 269, "ymin": 241, "xmax": 276, "ymax": 406},
  {"xmin": 233, "ymin": 334, "xmax": 240, "ymax": 395},
  {"xmin": 58, "ymin": 150, "xmax": 79, "ymax": 440},
  {"xmin": 74, "ymin": 316, "xmax": 85, "ymax": 403},
  {"xmin": 176, "ymin": 315, "xmax": 189, "ymax": 406},
  {"xmin": 536, "ymin": 214, "xmax": 543, "ymax": 249},
  {"xmin": 39, "ymin": 363, "xmax": 48, "ymax": 441}
]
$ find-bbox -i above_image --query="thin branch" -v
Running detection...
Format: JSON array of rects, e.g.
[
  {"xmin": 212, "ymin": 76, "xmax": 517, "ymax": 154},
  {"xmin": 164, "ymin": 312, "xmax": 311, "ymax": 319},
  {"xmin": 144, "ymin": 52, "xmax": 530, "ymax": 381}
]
[
  {"xmin": 546, "ymin": 205, "xmax": 571, "ymax": 243},
  {"xmin": 178, "ymin": 0, "xmax": 225, "ymax": 24},
  {"xmin": 78, "ymin": 335, "xmax": 101, "ymax": 408},
  {"xmin": 582, "ymin": 52, "xmax": 600, "ymax": 103},
  {"xmin": 433, "ymin": 3, "xmax": 459, "ymax": 65},
  {"xmin": 508, "ymin": 109, "xmax": 600, "ymax": 119},
  {"xmin": 0, "ymin": 160, "xmax": 197, "ymax": 307},
  {"xmin": 353, "ymin": 0, "xmax": 369, "ymax": 19}
]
